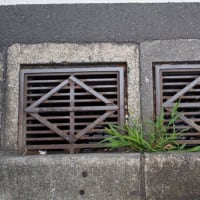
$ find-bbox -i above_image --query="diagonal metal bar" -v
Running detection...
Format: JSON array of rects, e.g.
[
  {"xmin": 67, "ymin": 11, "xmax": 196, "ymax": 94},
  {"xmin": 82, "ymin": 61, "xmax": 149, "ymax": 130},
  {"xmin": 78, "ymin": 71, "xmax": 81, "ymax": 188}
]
[
  {"xmin": 69, "ymin": 75, "xmax": 112, "ymax": 104},
  {"xmin": 26, "ymin": 105, "xmax": 118, "ymax": 113},
  {"xmin": 74, "ymin": 111, "xmax": 115, "ymax": 140},
  {"xmin": 163, "ymin": 77, "xmax": 200, "ymax": 107},
  {"xmin": 180, "ymin": 115, "xmax": 200, "ymax": 132},
  {"xmin": 165, "ymin": 108, "xmax": 200, "ymax": 132},
  {"xmin": 25, "ymin": 79, "xmax": 70, "ymax": 112},
  {"xmin": 30, "ymin": 113, "xmax": 73, "ymax": 143}
]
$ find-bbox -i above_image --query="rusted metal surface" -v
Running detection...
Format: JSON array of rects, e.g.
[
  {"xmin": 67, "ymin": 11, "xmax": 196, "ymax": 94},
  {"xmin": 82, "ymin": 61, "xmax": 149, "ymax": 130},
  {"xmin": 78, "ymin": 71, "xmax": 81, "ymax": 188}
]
[
  {"xmin": 155, "ymin": 64, "xmax": 200, "ymax": 144},
  {"xmin": 19, "ymin": 65, "xmax": 126, "ymax": 154}
]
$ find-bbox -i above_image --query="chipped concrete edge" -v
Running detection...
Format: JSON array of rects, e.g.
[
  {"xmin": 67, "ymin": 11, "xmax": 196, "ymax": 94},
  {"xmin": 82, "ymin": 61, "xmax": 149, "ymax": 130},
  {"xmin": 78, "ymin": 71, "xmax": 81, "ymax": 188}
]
[{"xmin": 5, "ymin": 42, "xmax": 139, "ymax": 152}]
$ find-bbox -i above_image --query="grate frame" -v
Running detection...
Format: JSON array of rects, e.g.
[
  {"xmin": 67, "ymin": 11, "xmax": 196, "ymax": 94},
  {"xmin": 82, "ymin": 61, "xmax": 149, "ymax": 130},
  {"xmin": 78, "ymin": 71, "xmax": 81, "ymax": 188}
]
[
  {"xmin": 19, "ymin": 65, "xmax": 126, "ymax": 154},
  {"xmin": 155, "ymin": 63, "xmax": 200, "ymax": 145}
]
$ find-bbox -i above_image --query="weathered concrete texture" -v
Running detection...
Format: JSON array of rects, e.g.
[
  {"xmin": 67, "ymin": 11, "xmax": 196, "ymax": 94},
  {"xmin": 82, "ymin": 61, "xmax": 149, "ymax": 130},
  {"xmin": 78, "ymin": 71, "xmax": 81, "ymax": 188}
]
[
  {"xmin": 0, "ymin": 53, "xmax": 3, "ymax": 150},
  {"xmin": 0, "ymin": 154, "xmax": 141, "ymax": 200},
  {"xmin": 145, "ymin": 153, "xmax": 200, "ymax": 200},
  {"xmin": 140, "ymin": 39, "xmax": 200, "ymax": 122},
  {"xmin": 0, "ymin": 53, "xmax": 4, "ymax": 81},
  {"xmin": 5, "ymin": 43, "xmax": 139, "ymax": 152},
  {"xmin": 2, "ymin": 4, "xmax": 200, "ymax": 50}
]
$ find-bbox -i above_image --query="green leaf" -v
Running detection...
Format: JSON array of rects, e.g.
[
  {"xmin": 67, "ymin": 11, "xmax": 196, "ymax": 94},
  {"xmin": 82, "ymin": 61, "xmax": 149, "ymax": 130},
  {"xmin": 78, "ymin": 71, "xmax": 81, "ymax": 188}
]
[
  {"xmin": 99, "ymin": 103, "xmax": 200, "ymax": 153},
  {"xmin": 185, "ymin": 145, "xmax": 200, "ymax": 152}
]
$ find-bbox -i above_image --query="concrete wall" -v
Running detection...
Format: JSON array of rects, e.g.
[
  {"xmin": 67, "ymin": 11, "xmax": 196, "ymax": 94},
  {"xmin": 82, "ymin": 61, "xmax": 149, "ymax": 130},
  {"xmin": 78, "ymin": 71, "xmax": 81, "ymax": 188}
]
[
  {"xmin": 1, "ymin": 4, "xmax": 200, "ymax": 200},
  {"xmin": 1, "ymin": 153, "xmax": 200, "ymax": 200},
  {"xmin": 1, "ymin": 3, "xmax": 200, "ymax": 150},
  {"xmin": 1, "ymin": 4, "xmax": 200, "ymax": 51}
]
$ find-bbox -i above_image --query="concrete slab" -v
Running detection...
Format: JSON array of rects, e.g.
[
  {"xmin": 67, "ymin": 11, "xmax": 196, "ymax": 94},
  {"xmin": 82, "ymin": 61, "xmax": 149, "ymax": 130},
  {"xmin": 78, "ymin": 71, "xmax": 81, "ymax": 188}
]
[
  {"xmin": 145, "ymin": 152, "xmax": 200, "ymax": 200},
  {"xmin": 0, "ymin": 153, "xmax": 141, "ymax": 200},
  {"xmin": 6, "ymin": 43, "xmax": 139, "ymax": 152},
  {"xmin": 140, "ymin": 39, "xmax": 200, "ymax": 123}
]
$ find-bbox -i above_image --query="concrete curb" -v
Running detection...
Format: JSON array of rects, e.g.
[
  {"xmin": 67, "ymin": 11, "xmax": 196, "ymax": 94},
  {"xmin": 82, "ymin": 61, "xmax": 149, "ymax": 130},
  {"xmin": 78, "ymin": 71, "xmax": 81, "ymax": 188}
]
[
  {"xmin": 1, "ymin": 153, "xmax": 200, "ymax": 200},
  {"xmin": 0, "ymin": 153, "xmax": 141, "ymax": 200}
]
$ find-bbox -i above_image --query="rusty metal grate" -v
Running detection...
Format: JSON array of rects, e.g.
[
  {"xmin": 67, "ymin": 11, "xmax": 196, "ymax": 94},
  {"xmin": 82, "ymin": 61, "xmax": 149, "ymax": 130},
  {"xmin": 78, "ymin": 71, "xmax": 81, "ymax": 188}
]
[
  {"xmin": 155, "ymin": 63, "xmax": 200, "ymax": 145},
  {"xmin": 19, "ymin": 65, "xmax": 126, "ymax": 154}
]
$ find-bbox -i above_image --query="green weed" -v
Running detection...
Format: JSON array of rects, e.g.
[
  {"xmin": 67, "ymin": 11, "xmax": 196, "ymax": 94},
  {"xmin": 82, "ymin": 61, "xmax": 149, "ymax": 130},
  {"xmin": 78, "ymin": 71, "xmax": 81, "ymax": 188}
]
[{"xmin": 100, "ymin": 103, "xmax": 200, "ymax": 153}]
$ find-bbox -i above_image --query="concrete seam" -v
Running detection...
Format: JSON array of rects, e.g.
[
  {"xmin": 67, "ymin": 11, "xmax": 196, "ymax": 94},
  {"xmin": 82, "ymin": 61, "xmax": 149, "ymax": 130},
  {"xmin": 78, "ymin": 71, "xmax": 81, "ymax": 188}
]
[
  {"xmin": 138, "ymin": 43, "xmax": 143, "ymax": 122},
  {"xmin": 1, "ymin": 47, "xmax": 8, "ymax": 152},
  {"xmin": 140, "ymin": 153, "xmax": 146, "ymax": 200}
]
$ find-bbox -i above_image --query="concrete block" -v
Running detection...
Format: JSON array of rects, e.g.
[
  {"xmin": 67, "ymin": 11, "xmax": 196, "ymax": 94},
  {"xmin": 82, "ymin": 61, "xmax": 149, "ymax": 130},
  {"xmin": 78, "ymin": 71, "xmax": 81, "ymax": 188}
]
[
  {"xmin": 140, "ymin": 39, "xmax": 200, "ymax": 122},
  {"xmin": 145, "ymin": 153, "xmax": 200, "ymax": 200},
  {"xmin": 6, "ymin": 43, "xmax": 139, "ymax": 152},
  {"xmin": 0, "ymin": 153, "xmax": 141, "ymax": 200}
]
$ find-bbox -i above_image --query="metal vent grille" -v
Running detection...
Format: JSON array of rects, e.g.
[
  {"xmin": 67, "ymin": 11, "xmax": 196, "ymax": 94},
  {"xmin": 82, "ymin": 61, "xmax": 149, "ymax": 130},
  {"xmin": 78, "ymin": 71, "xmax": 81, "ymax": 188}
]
[
  {"xmin": 155, "ymin": 64, "xmax": 200, "ymax": 145},
  {"xmin": 19, "ymin": 66, "xmax": 126, "ymax": 154}
]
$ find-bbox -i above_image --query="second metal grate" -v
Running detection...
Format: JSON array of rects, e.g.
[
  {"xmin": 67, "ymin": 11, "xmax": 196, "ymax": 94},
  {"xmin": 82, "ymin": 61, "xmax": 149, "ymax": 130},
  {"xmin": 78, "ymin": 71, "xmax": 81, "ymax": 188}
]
[{"xmin": 155, "ymin": 64, "xmax": 200, "ymax": 145}]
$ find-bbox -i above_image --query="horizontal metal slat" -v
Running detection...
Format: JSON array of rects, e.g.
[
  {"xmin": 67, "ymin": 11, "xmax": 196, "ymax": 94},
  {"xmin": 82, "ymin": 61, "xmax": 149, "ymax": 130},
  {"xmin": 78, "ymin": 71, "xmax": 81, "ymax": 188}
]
[
  {"xmin": 26, "ymin": 135, "xmax": 107, "ymax": 141},
  {"xmin": 163, "ymin": 82, "xmax": 190, "ymax": 86},
  {"xmin": 167, "ymin": 125, "xmax": 191, "ymax": 129},
  {"xmin": 26, "ymin": 105, "xmax": 118, "ymax": 112},
  {"xmin": 26, "ymin": 130, "xmax": 55, "ymax": 134},
  {"xmin": 27, "ymin": 91, "xmax": 117, "ymax": 97},
  {"xmin": 163, "ymin": 95, "xmax": 200, "ymax": 99},
  {"xmin": 81, "ymin": 78, "xmax": 117, "ymax": 82},
  {"xmin": 28, "ymin": 86, "xmax": 55, "ymax": 90},
  {"xmin": 92, "ymin": 85, "xmax": 117, "ymax": 89},
  {"xmin": 178, "ymin": 133, "xmax": 200, "ymax": 136},
  {"xmin": 28, "ymin": 79, "xmax": 64, "ymax": 83},
  {"xmin": 177, "ymin": 140, "xmax": 200, "ymax": 144},
  {"xmin": 26, "ymin": 137, "xmax": 65, "ymax": 141},
  {"xmin": 162, "ymin": 75, "xmax": 198, "ymax": 79},
  {"xmin": 27, "ymin": 114, "xmax": 118, "ymax": 120},
  {"xmin": 27, "ymin": 123, "xmax": 71, "ymax": 127},
  {"xmin": 26, "ymin": 143, "xmax": 105, "ymax": 149}
]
